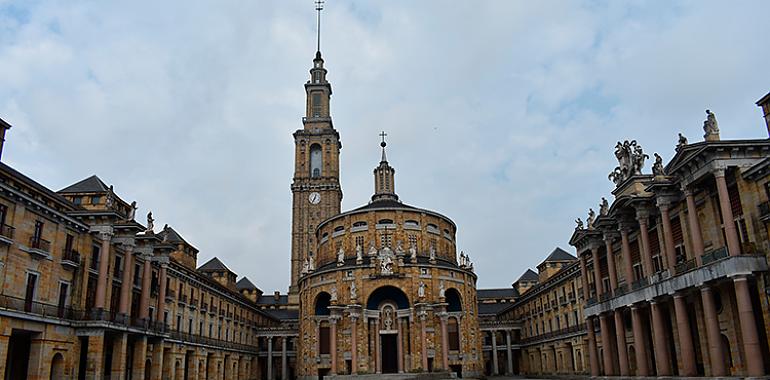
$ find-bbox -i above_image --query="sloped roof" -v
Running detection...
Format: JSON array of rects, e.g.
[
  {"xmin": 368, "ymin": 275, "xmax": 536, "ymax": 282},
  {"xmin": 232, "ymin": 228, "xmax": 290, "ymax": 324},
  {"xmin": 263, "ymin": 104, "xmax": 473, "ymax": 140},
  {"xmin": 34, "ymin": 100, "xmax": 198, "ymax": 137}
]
[
  {"xmin": 198, "ymin": 257, "xmax": 231, "ymax": 273},
  {"xmin": 236, "ymin": 277, "xmax": 259, "ymax": 291},
  {"xmin": 58, "ymin": 175, "xmax": 109, "ymax": 193},
  {"xmin": 477, "ymin": 302, "xmax": 512, "ymax": 316},
  {"xmin": 257, "ymin": 294, "xmax": 289, "ymax": 305},
  {"xmin": 542, "ymin": 247, "xmax": 576, "ymax": 263},
  {"xmin": 477, "ymin": 288, "xmax": 519, "ymax": 299},
  {"xmin": 262, "ymin": 309, "xmax": 299, "ymax": 320},
  {"xmin": 516, "ymin": 269, "xmax": 539, "ymax": 283}
]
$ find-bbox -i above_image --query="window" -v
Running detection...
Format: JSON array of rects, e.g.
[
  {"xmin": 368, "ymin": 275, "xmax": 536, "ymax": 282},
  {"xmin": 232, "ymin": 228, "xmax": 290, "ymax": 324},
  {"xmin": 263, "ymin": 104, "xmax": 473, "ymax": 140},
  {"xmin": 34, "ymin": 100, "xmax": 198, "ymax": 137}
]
[
  {"xmin": 57, "ymin": 282, "xmax": 69, "ymax": 317},
  {"xmin": 134, "ymin": 263, "xmax": 142, "ymax": 286},
  {"xmin": 448, "ymin": 318, "xmax": 460, "ymax": 351},
  {"xmin": 90, "ymin": 245, "xmax": 101, "ymax": 271},
  {"xmin": 380, "ymin": 233, "xmax": 392, "ymax": 248},
  {"xmin": 353, "ymin": 221, "xmax": 367, "ymax": 228},
  {"xmin": 177, "ymin": 315, "xmax": 182, "ymax": 332},
  {"xmin": 32, "ymin": 221, "xmax": 44, "ymax": 243},
  {"xmin": 405, "ymin": 220, "xmax": 419, "ymax": 228},
  {"xmin": 319, "ymin": 321, "xmax": 331, "ymax": 354},
  {"xmin": 90, "ymin": 196, "xmax": 101, "ymax": 205},
  {"xmin": 309, "ymin": 144, "xmax": 322, "ymax": 178},
  {"xmin": 311, "ymin": 93, "xmax": 323, "ymax": 117},
  {"xmin": 114, "ymin": 255, "xmax": 123, "ymax": 278},
  {"xmin": 0, "ymin": 204, "xmax": 7, "ymax": 227},
  {"xmin": 355, "ymin": 236, "xmax": 364, "ymax": 248},
  {"xmin": 25, "ymin": 272, "xmax": 38, "ymax": 312},
  {"xmin": 378, "ymin": 219, "xmax": 394, "ymax": 225}
]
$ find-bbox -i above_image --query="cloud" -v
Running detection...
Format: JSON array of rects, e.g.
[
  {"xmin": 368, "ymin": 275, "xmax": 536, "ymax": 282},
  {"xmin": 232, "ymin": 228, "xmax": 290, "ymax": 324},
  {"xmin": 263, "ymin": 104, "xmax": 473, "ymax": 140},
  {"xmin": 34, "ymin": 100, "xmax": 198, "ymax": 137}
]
[{"xmin": 1, "ymin": 0, "xmax": 768, "ymax": 291}]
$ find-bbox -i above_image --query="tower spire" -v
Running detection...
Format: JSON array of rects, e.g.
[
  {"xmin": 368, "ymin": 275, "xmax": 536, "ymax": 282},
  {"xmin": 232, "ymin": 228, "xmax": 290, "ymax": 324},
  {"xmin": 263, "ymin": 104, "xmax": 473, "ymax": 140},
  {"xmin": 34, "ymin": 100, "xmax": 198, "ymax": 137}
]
[
  {"xmin": 315, "ymin": 0, "xmax": 324, "ymax": 53},
  {"xmin": 372, "ymin": 132, "xmax": 398, "ymax": 202}
]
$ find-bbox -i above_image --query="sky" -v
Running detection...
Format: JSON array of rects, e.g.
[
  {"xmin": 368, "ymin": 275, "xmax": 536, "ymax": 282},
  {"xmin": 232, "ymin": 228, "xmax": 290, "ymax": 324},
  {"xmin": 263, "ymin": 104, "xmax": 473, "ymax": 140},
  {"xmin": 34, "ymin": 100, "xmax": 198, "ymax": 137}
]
[{"xmin": 1, "ymin": 1, "xmax": 769, "ymax": 292}]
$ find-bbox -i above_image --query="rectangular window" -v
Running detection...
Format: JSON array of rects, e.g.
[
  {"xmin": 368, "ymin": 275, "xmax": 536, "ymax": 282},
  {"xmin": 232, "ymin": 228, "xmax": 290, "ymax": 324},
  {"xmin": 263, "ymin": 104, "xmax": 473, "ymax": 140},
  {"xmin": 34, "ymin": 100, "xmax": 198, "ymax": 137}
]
[
  {"xmin": 134, "ymin": 263, "xmax": 142, "ymax": 286},
  {"xmin": 57, "ymin": 282, "xmax": 69, "ymax": 317},
  {"xmin": 114, "ymin": 255, "xmax": 123, "ymax": 279},
  {"xmin": 86, "ymin": 276, "xmax": 97, "ymax": 309},
  {"xmin": 25, "ymin": 272, "xmax": 38, "ymax": 312},
  {"xmin": 312, "ymin": 93, "xmax": 322, "ymax": 117},
  {"xmin": 73, "ymin": 196, "xmax": 82, "ymax": 205},
  {"xmin": 319, "ymin": 323, "xmax": 331, "ymax": 354},
  {"xmin": 177, "ymin": 315, "xmax": 182, "ymax": 332},
  {"xmin": 0, "ymin": 204, "xmax": 8, "ymax": 228},
  {"xmin": 90, "ymin": 245, "xmax": 101, "ymax": 271},
  {"xmin": 91, "ymin": 196, "xmax": 100, "ymax": 205}
]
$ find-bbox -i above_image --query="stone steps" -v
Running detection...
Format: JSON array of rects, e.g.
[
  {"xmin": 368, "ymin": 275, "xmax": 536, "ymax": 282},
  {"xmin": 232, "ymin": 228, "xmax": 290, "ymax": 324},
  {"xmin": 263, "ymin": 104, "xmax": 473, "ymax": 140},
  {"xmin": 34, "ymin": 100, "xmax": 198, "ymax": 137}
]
[{"xmin": 325, "ymin": 371, "xmax": 456, "ymax": 380}]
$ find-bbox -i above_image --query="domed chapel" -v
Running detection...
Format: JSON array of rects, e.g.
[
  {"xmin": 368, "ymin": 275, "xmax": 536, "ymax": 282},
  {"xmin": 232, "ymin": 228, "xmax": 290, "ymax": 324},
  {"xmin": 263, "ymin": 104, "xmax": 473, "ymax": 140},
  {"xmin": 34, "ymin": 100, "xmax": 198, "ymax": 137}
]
[{"xmin": 289, "ymin": 47, "xmax": 483, "ymax": 378}]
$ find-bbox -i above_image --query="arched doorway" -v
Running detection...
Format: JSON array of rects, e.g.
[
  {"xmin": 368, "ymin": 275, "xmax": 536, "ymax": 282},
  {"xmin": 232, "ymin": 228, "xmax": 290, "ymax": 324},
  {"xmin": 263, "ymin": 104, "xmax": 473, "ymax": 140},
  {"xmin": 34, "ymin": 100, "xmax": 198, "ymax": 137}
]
[
  {"xmin": 366, "ymin": 286, "xmax": 410, "ymax": 374},
  {"xmin": 50, "ymin": 352, "xmax": 64, "ymax": 380}
]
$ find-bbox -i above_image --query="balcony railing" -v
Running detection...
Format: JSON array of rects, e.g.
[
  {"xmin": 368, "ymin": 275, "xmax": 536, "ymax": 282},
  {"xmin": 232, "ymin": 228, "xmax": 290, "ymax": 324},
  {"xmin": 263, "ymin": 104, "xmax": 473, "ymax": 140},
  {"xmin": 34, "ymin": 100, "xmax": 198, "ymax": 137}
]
[
  {"xmin": 0, "ymin": 224, "xmax": 15, "ymax": 242},
  {"xmin": 702, "ymin": 247, "xmax": 728, "ymax": 265},
  {"xmin": 178, "ymin": 294, "xmax": 187, "ymax": 304},
  {"xmin": 167, "ymin": 330, "xmax": 258, "ymax": 354},
  {"xmin": 519, "ymin": 323, "xmax": 587, "ymax": 345},
  {"xmin": 0, "ymin": 294, "xmax": 79, "ymax": 319},
  {"xmin": 61, "ymin": 249, "xmax": 81, "ymax": 270},
  {"xmin": 586, "ymin": 297, "xmax": 597, "ymax": 306},
  {"xmin": 27, "ymin": 237, "xmax": 51, "ymax": 258},
  {"xmin": 759, "ymin": 201, "xmax": 770, "ymax": 221},
  {"xmin": 675, "ymin": 258, "xmax": 697, "ymax": 275},
  {"xmin": 631, "ymin": 277, "xmax": 649, "ymax": 290},
  {"xmin": 165, "ymin": 289, "xmax": 176, "ymax": 302}
]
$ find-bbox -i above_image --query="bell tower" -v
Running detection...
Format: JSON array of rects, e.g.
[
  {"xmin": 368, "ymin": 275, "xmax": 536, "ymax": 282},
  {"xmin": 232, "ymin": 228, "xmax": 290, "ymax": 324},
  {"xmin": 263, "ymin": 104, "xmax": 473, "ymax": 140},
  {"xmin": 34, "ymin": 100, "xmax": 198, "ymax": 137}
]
[{"xmin": 289, "ymin": 4, "xmax": 344, "ymax": 303}]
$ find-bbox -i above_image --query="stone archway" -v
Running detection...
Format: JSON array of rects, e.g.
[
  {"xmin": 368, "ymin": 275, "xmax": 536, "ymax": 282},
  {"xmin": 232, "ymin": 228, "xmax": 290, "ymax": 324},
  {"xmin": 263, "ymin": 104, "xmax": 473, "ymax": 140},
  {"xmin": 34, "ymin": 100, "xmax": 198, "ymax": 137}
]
[
  {"xmin": 366, "ymin": 286, "xmax": 411, "ymax": 374},
  {"xmin": 50, "ymin": 352, "xmax": 65, "ymax": 380}
]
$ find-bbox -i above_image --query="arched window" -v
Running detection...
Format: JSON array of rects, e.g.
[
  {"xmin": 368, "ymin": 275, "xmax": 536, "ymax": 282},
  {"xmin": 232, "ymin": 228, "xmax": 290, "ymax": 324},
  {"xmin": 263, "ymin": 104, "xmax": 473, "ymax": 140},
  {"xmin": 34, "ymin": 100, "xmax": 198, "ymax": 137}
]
[
  {"xmin": 446, "ymin": 288, "xmax": 462, "ymax": 312},
  {"xmin": 310, "ymin": 144, "xmax": 322, "ymax": 178},
  {"xmin": 50, "ymin": 353, "xmax": 64, "ymax": 380}
]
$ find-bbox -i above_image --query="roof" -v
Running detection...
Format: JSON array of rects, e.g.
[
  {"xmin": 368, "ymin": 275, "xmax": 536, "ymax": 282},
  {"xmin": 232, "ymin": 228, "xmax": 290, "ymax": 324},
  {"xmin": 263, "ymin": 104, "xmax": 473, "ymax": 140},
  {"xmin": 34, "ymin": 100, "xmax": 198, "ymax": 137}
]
[
  {"xmin": 236, "ymin": 277, "xmax": 259, "ymax": 291},
  {"xmin": 262, "ymin": 309, "xmax": 299, "ymax": 320},
  {"xmin": 0, "ymin": 163, "xmax": 81, "ymax": 214},
  {"xmin": 198, "ymin": 257, "xmax": 232, "ymax": 273},
  {"xmin": 477, "ymin": 288, "xmax": 519, "ymax": 299},
  {"xmin": 58, "ymin": 175, "xmax": 109, "ymax": 193},
  {"xmin": 0, "ymin": 117, "xmax": 11, "ymax": 130},
  {"xmin": 477, "ymin": 302, "xmax": 513, "ymax": 316},
  {"xmin": 257, "ymin": 294, "xmax": 289, "ymax": 305},
  {"xmin": 515, "ymin": 269, "xmax": 539, "ymax": 283},
  {"xmin": 541, "ymin": 247, "xmax": 576, "ymax": 263},
  {"xmin": 352, "ymin": 198, "xmax": 417, "ymax": 211},
  {"xmin": 757, "ymin": 91, "xmax": 770, "ymax": 106}
]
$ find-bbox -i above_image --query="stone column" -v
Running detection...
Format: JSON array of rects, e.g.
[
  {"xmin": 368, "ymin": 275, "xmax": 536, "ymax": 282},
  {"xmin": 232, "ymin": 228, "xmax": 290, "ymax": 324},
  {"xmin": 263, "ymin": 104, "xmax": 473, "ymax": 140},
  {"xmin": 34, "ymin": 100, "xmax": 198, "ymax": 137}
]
[
  {"xmin": 397, "ymin": 317, "xmax": 405, "ymax": 373},
  {"xmin": 586, "ymin": 317, "xmax": 600, "ymax": 377},
  {"xmin": 281, "ymin": 337, "xmax": 287, "ymax": 380},
  {"xmin": 733, "ymin": 275, "xmax": 765, "ymax": 376},
  {"xmin": 375, "ymin": 317, "xmax": 382, "ymax": 374},
  {"xmin": 350, "ymin": 315, "xmax": 358, "ymax": 374},
  {"xmin": 684, "ymin": 188, "xmax": 705, "ymax": 265},
  {"xmin": 673, "ymin": 293, "xmax": 696, "ymax": 376},
  {"xmin": 0, "ymin": 335, "xmax": 8, "ymax": 377},
  {"xmin": 630, "ymin": 306, "xmax": 649, "ymax": 376},
  {"xmin": 613, "ymin": 310, "xmax": 629, "ymax": 376},
  {"xmin": 266, "ymin": 337, "xmax": 273, "ymax": 380},
  {"xmin": 636, "ymin": 209, "xmax": 654, "ymax": 276},
  {"xmin": 620, "ymin": 227, "xmax": 635, "ymax": 286},
  {"xmin": 579, "ymin": 256, "xmax": 591, "ymax": 300},
  {"xmin": 94, "ymin": 230, "xmax": 113, "ymax": 313},
  {"xmin": 658, "ymin": 199, "xmax": 678, "ymax": 270},
  {"xmin": 491, "ymin": 331, "xmax": 498, "ymax": 375},
  {"xmin": 86, "ymin": 333, "xmax": 106, "ymax": 379},
  {"xmin": 132, "ymin": 336, "xmax": 148, "ymax": 380},
  {"xmin": 139, "ymin": 254, "xmax": 153, "ymax": 321},
  {"xmin": 111, "ymin": 333, "xmax": 129, "ymax": 380},
  {"xmin": 599, "ymin": 314, "xmax": 615, "ymax": 375},
  {"xmin": 506, "ymin": 330, "xmax": 513, "ymax": 375},
  {"xmin": 700, "ymin": 285, "xmax": 726, "ymax": 376},
  {"xmin": 591, "ymin": 246, "xmax": 604, "ymax": 297},
  {"xmin": 158, "ymin": 263, "xmax": 167, "ymax": 324},
  {"xmin": 330, "ymin": 318, "xmax": 338, "ymax": 375},
  {"xmin": 119, "ymin": 243, "xmax": 135, "ymax": 321},
  {"xmin": 419, "ymin": 313, "xmax": 428, "ymax": 371},
  {"xmin": 650, "ymin": 300, "xmax": 671, "ymax": 376},
  {"xmin": 604, "ymin": 235, "xmax": 618, "ymax": 292},
  {"xmin": 151, "ymin": 340, "xmax": 164, "ymax": 380},
  {"xmin": 714, "ymin": 169, "xmax": 742, "ymax": 256},
  {"xmin": 440, "ymin": 315, "xmax": 449, "ymax": 371}
]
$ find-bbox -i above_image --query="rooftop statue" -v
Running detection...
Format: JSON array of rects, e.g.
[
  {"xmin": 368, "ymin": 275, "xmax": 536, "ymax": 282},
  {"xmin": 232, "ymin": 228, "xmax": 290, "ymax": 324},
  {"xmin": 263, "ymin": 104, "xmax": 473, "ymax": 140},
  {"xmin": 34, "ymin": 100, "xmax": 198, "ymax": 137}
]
[
  {"xmin": 337, "ymin": 245, "xmax": 345, "ymax": 266},
  {"xmin": 652, "ymin": 153, "xmax": 665, "ymax": 176},
  {"xmin": 599, "ymin": 197, "xmax": 609, "ymax": 216},
  {"xmin": 703, "ymin": 109, "xmax": 720, "ymax": 138},
  {"xmin": 575, "ymin": 218, "xmax": 584, "ymax": 230},
  {"xmin": 608, "ymin": 140, "xmax": 648, "ymax": 186},
  {"xmin": 128, "ymin": 201, "xmax": 137, "ymax": 220},
  {"xmin": 587, "ymin": 208, "xmax": 596, "ymax": 230},
  {"xmin": 677, "ymin": 133, "xmax": 689, "ymax": 149},
  {"xmin": 146, "ymin": 211, "xmax": 155, "ymax": 233}
]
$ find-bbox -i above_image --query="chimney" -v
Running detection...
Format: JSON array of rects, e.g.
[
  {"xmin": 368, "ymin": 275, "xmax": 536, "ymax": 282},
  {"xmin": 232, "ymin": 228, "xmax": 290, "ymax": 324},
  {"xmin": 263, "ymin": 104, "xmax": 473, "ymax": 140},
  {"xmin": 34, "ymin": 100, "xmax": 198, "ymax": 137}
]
[
  {"xmin": 757, "ymin": 91, "xmax": 770, "ymax": 137},
  {"xmin": 0, "ymin": 118, "xmax": 11, "ymax": 161},
  {"xmin": 273, "ymin": 291, "xmax": 281, "ymax": 302}
]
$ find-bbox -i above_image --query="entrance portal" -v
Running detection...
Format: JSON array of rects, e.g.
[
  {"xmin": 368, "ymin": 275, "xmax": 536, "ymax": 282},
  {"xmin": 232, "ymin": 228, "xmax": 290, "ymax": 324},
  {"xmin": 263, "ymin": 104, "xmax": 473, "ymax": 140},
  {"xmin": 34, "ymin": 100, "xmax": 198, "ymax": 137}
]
[{"xmin": 381, "ymin": 333, "xmax": 398, "ymax": 373}]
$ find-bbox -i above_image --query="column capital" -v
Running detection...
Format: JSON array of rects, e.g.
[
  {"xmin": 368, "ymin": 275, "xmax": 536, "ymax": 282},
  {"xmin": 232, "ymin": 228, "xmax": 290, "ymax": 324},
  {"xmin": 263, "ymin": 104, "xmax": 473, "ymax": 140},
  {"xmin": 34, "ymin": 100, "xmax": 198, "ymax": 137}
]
[
  {"xmin": 603, "ymin": 231, "xmax": 619, "ymax": 242},
  {"xmin": 713, "ymin": 166, "xmax": 727, "ymax": 178}
]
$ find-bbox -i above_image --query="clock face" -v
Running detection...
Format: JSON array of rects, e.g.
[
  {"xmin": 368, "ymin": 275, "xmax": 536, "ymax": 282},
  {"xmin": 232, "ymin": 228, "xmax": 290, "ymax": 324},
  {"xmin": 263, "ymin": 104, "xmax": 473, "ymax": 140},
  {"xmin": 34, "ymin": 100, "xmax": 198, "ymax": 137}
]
[{"xmin": 308, "ymin": 192, "xmax": 321, "ymax": 205}]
